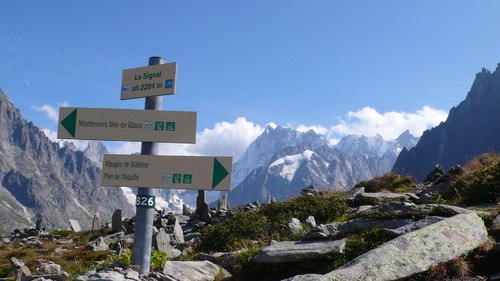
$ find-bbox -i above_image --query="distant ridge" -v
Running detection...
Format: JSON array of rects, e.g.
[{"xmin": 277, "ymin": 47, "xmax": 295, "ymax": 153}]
[{"xmin": 393, "ymin": 64, "xmax": 500, "ymax": 181}]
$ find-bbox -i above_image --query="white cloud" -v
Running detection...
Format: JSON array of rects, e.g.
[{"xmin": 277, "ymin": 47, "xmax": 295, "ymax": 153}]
[
  {"xmin": 330, "ymin": 106, "xmax": 448, "ymax": 140},
  {"xmin": 294, "ymin": 124, "xmax": 329, "ymax": 135},
  {"xmin": 37, "ymin": 105, "xmax": 448, "ymax": 160},
  {"xmin": 109, "ymin": 117, "xmax": 266, "ymax": 162},
  {"xmin": 31, "ymin": 102, "xmax": 69, "ymax": 122},
  {"xmin": 42, "ymin": 127, "xmax": 89, "ymax": 150},
  {"xmin": 112, "ymin": 142, "xmax": 141, "ymax": 155},
  {"xmin": 42, "ymin": 129, "xmax": 58, "ymax": 142}
]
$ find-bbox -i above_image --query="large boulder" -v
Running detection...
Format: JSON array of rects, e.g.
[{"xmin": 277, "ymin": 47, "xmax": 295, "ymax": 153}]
[
  {"xmin": 324, "ymin": 213, "xmax": 489, "ymax": 281},
  {"xmin": 285, "ymin": 213, "xmax": 489, "ymax": 281},
  {"xmin": 162, "ymin": 260, "xmax": 220, "ymax": 281},
  {"xmin": 253, "ymin": 239, "xmax": 347, "ymax": 263}
]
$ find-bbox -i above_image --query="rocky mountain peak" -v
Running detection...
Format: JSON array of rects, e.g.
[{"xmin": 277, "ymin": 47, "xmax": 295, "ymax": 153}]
[
  {"xmin": 231, "ymin": 125, "xmax": 329, "ymax": 188},
  {"xmin": 393, "ymin": 63, "xmax": 500, "ymax": 181},
  {"xmin": 0, "ymin": 89, "xmax": 133, "ymax": 235},
  {"xmin": 83, "ymin": 140, "xmax": 109, "ymax": 167}
]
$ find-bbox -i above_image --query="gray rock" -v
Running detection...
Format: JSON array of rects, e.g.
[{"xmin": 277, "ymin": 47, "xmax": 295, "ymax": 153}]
[
  {"xmin": 182, "ymin": 204, "xmax": 194, "ymax": 216},
  {"xmin": 341, "ymin": 217, "xmax": 415, "ymax": 234},
  {"xmin": 14, "ymin": 266, "xmax": 31, "ymax": 281},
  {"xmin": 23, "ymin": 271, "xmax": 69, "ymax": 281},
  {"xmin": 253, "ymin": 239, "xmax": 347, "ymax": 263},
  {"xmin": 84, "ymin": 232, "xmax": 123, "ymax": 251},
  {"xmin": 359, "ymin": 202, "xmax": 489, "ymax": 217},
  {"xmin": 379, "ymin": 216, "xmax": 445, "ymax": 237},
  {"xmin": 300, "ymin": 185, "xmax": 323, "ymax": 196},
  {"xmin": 162, "ymin": 260, "xmax": 220, "ymax": 281},
  {"xmin": 217, "ymin": 194, "xmax": 230, "ymax": 210},
  {"xmin": 288, "ymin": 218, "xmax": 303, "ymax": 234},
  {"xmin": 73, "ymin": 270, "xmax": 126, "ymax": 281},
  {"xmin": 37, "ymin": 261, "xmax": 60, "ymax": 274},
  {"xmin": 112, "ymin": 209, "xmax": 122, "ymax": 233},
  {"xmin": 10, "ymin": 257, "xmax": 25, "ymax": 268},
  {"xmin": 172, "ymin": 219, "xmax": 185, "ymax": 244},
  {"xmin": 93, "ymin": 237, "xmax": 109, "ymax": 251},
  {"xmin": 491, "ymin": 272, "xmax": 500, "ymax": 280},
  {"xmin": 69, "ymin": 220, "xmax": 81, "ymax": 232},
  {"xmin": 54, "ymin": 247, "xmax": 70, "ymax": 253},
  {"xmin": 302, "ymin": 222, "xmax": 341, "ymax": 240},
  {"xmin": 121, "ymin": 268, "xmax": 140, "ymax": 281},
  {"xmin": 303, "ymin": 217, "xmax": 417, "ymax": 240},
  {"xmin": 173, "ymin": 214, "xmax": 190, "ymax": 225},
  {"xmin": 282, "ymin": 274, "xmax": 328, "ymax": 281},
  {"xmin": 354, "ymin": 192, "xmax": 410, "ymax": 205},
  {"xmin": 305, "ymin": 216, "xmax": 316, "ymax": 229},
  {"xmin": 196, "ymin": 190, "xmax": 210, "ymax": 222},
  {"xmin": 155, "ymin": 228, "xmax": 172, "ymax": 255},
  {"xmin": 11, "ymin": 257, "xmax": 31, "ymax": 281},
  {"xmin": 35, "ymin": 215, "xmax": 44, "ymax": 231},
  {"xmin": 92, "ymin": 213, "xmax": 101, "ymax": 230},
  {"xmin": 492, "ymin": 214, "xmax": 500, "ymax": 230},
  {"xmin": 344, "ymin": 186, "xmax": 365, "ymax": 198},
  {"xmin": 323, "ymin": 213, "xmax": 488, "ymax": 281}
]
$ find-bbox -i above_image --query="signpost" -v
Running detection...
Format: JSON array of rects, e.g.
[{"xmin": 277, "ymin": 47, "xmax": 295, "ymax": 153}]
[
  {"xmin": 121, "ymin": 62, "xmax": 177, "ymax": 100},
  {"xmin": 58, "ymin": 107, "xmax": 196, "ymax": 143},
  {"xmin": 101, "ymin": 154, "xmax": 232, "ymax": 191},
  {"xmin": 56, "ymin": 57, "xmax": 232, "ymax": 274}
]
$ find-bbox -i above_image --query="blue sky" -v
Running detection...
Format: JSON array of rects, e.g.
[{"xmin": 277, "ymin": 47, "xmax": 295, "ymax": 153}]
[{"xmin": 1, "ymin": 1, "xmax": 499, "ymax": 160}]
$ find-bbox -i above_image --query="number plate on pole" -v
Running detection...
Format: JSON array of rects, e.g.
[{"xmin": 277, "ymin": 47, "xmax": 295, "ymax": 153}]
[{"xmin": 136, "ymin": 195, "xmax": 156, "ymax": 208}]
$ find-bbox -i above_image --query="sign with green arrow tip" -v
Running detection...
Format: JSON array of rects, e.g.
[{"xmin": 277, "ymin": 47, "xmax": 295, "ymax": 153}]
[
  {"xmin": 100, "ymin": 154, "xmax": 232, "ymax": 191},
  {"xmin": 57, "ymin": 107, "xmax": 197, "ymax": 143}
]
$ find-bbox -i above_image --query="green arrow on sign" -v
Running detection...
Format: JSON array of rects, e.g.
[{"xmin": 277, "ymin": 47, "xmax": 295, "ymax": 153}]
[
  {"xmin": 212, "ymin": 158, "xmax": 229, "ymax": 189},
  {"xmin": 60, "ymin": 108, "xmax": 77, "ymax": 137}
]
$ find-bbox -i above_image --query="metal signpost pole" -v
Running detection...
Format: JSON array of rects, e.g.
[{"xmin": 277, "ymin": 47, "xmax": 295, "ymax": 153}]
[{"xmin": 132, "ymin": 56, "xmax": 165, "ymax": 274}]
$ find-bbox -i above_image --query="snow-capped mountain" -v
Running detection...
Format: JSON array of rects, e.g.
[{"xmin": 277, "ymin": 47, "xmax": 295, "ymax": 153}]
[
  {"xmin": 334, "ymin": 130, "xmax": 418, "ymax": 159},
  {"xmin": 225, "ymin": 130, "xmax": 419, "ymax": 206},
  {"xmin": 232, "ymin": 125, "xmax": 329, "ymax": 188}
]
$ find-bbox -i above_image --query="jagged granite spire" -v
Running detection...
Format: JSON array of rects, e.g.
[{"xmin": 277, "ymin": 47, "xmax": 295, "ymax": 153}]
[
  {"xmin": 393, "ymin": 63, "xmax": 500, "ymax": 181},
  {"xmin": 0, "ymin": 89, "xmax": 133, "ymax": 234}
]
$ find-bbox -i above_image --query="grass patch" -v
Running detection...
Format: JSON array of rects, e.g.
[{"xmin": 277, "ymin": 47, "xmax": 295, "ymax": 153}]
[
  {"xmin": 446, "ymin": 153, "xmax": 500, "ymax": 206},
  {"xmin": 354, "ymin": 172, "xmax": 416, "ymax": 193},
  {"xmin": 198, "ymin": 193, "xmax": 348, "ymax": 252}
]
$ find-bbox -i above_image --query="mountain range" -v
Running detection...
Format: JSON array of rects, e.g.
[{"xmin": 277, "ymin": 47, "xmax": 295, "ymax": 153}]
[
  {"xmin": 224, "ymin": 127, "xmax": 417, "ymax": 206},
  {"xmin": 3, "ymin": 62, "xmax": 500, "ymax": 233}
]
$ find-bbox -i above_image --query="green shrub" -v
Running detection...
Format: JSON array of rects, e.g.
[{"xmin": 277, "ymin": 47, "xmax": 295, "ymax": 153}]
[
  {"xmin": 198, "ymin": 211, "xmax": 271, "ymax": 252},
  {"xmin": 343, "ymin": 228, "xmax": 391, "ymax": 261},
  {"xmin": 354, "ymin": 172, "xmax": 416, "ymax": 193},
  {"xmin": 198, "ymin": 193, "xmax": 348, "ymax": 252},
  {"xmin": 51, "ymin": 229, "xmax": 74, "ymax": 237},
  {"xmin": 448, "ymin": 153, "xmax": 500, "ymax": 206},
  {"xmin": 150, "ymin": 250, "xmax": 169, "ymax": 271},
  {"xmin": 259, "ymin": 193, "xmax": 348, "ymax": 224}
]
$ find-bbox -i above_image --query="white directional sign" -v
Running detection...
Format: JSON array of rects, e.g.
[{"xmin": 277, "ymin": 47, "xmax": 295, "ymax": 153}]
[
  {"xmin": 121, "ymin": 62, "xmax": 177, "ymax": 100},
  {"xmin": 57, "ymin": 107, "xmax": 196, "ymax": 143},
  {"xmin": 101, "ymin": 154, "xmax": 233, "ymax": 191}
]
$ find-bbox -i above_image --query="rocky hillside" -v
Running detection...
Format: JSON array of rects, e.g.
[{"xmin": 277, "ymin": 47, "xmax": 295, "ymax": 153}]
[
  {"xmin": 0, "ymin": 89, "xmax": 133, "ymax": 235},
  {"xmin": 393, "ymin": 64, "xmax": 500, "ymax": 181},
  {"xmin": 2, "ymin": 160, "xmax": 500, "ymax": 281}
]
